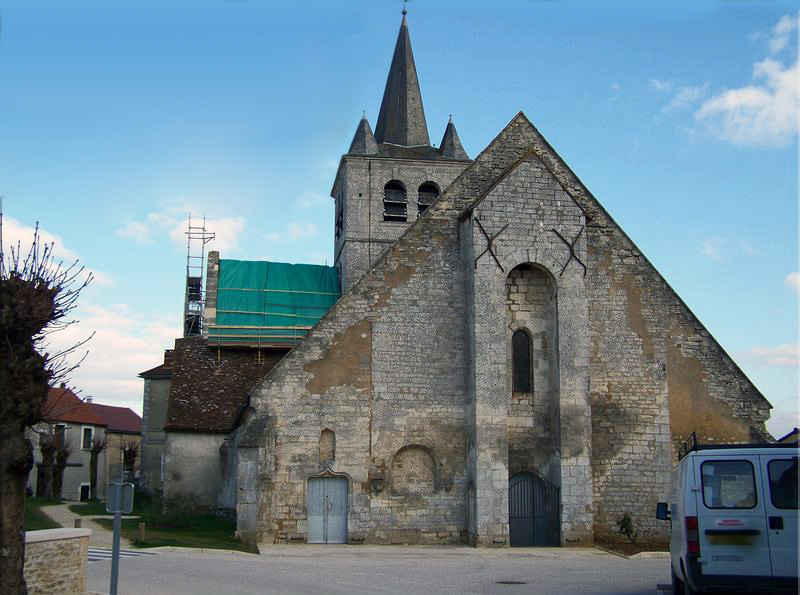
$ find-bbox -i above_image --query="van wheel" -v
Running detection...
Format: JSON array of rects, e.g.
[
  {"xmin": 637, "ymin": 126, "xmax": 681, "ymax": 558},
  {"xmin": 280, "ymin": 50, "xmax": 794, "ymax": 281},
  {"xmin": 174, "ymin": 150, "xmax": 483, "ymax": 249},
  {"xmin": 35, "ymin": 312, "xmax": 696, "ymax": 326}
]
[{"xmin": 671, "ymin": 567, "xmax": 685, "ymax": 594}]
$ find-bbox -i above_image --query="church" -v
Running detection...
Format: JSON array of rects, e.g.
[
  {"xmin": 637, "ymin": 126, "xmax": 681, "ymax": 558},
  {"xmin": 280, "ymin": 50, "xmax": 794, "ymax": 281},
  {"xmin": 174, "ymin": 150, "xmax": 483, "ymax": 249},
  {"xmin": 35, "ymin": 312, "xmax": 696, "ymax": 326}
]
[{"xmin": 139, "ymin": 12, "xmax": 772, "ymax": 548}]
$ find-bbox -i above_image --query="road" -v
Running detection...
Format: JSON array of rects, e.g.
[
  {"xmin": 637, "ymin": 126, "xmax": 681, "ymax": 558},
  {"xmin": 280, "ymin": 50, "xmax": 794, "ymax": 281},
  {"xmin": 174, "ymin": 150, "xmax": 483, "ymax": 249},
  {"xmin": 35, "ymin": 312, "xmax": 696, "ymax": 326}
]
[{"xmin": 87, "ymin": 545, "xmax": 671, "ymax": 595}]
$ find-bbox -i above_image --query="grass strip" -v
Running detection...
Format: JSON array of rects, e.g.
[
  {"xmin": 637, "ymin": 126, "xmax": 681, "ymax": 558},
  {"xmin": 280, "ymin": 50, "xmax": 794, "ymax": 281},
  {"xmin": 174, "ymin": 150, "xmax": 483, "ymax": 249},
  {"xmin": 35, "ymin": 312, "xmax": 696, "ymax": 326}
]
[
  {"xmin": 26, "ymin": 497, "xmax": 62, "ymax": 531},
  {"xmin": 95, "ymin": 513, "xmax": 257, "ymax": 554}
]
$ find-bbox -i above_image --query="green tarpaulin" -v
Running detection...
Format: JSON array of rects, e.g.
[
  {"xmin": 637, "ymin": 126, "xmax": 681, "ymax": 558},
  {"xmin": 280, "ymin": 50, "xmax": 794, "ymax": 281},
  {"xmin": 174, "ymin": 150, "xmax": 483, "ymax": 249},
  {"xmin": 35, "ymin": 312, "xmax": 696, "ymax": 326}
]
[{"xmin": 208, "ymin": 259, "xmax": 340, "ymax": 346}]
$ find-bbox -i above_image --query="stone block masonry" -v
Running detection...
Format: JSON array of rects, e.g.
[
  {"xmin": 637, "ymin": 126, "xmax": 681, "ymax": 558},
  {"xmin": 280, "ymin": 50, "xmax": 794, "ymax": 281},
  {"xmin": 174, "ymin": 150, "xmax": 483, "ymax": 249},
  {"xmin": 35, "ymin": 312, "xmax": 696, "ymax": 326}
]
[{"xmin": 24, "ymin": 528, "xmax": 91, "ymax": 595}]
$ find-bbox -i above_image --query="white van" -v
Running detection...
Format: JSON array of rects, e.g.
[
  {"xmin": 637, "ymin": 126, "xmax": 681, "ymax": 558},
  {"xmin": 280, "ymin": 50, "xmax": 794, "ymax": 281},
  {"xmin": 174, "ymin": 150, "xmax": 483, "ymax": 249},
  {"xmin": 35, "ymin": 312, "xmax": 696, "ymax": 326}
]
[{"xmin": 657, "ymin": 435, "xmax": 798, "ymax": 594}]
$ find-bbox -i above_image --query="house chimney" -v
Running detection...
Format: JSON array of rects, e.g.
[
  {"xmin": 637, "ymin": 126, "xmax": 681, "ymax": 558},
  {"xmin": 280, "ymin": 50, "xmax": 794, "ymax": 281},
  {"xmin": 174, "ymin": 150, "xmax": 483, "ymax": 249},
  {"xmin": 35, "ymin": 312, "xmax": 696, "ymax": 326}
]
[{"xmin": 85, "ymin": 396, "xmax": 93, "ymax": 404}]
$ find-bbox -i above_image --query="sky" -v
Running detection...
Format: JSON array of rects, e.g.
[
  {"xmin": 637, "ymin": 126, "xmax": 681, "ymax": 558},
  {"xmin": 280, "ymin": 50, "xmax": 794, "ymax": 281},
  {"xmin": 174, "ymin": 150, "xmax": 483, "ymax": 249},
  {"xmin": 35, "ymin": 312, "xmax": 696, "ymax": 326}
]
[{"xmin": 0, "ymin": 1, "xmax": 797, "ymax": 438}]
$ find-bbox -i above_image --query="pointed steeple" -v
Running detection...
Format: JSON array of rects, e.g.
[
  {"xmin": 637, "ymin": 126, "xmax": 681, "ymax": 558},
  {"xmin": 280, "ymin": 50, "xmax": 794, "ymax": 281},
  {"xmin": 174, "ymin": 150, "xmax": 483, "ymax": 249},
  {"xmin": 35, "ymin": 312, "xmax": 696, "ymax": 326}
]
[
  {"xmin": 439, "ymin": 115, "xmax": 469, "ymax": 160},
  {"xmin": 374, "ymin": 12, "xmax": 430, "ymax": 147},
  {"xmin": 348, "ymin": 112, "xmax": 378, "ymax": 155}
]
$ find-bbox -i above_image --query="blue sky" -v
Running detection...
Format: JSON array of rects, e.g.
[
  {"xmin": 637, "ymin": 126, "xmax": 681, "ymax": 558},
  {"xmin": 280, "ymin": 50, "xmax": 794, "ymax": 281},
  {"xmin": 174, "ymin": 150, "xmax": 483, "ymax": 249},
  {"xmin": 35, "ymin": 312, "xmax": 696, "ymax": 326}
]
[{"xmin": 0, "ymin": 1, "xmax": 797, "ymax": 437}]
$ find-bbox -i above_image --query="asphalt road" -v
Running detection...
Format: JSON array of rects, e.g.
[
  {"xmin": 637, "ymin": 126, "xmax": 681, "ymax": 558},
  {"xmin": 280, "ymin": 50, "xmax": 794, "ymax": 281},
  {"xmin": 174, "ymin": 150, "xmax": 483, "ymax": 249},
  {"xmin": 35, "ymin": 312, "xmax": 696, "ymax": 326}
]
[{"xmin": 87, "ymin": 545, "xmax": 671, "ymax": 595}]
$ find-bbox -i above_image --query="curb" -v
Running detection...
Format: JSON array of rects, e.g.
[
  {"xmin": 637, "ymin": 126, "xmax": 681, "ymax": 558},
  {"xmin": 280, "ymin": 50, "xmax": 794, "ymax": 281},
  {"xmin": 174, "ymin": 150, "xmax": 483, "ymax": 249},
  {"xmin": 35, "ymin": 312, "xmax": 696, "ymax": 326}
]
[
  {"xmin": 593, "ymin": 546, "xmax": 670, "ymax": 560},
  {"xmin": 142, "ymin": 545, "xmax": 260, "ymax": 557}
]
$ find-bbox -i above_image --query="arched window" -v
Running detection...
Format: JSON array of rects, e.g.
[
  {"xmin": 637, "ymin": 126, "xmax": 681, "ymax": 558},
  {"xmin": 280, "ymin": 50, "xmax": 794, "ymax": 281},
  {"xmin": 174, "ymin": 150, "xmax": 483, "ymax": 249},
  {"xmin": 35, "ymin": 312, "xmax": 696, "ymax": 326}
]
[
  {"xmin": 417, "ymin": 182, "xmax": 439, "ymax": 216},
  {"xmin": 512, "ymin": 329, "xmax": 532, "ymax": 393},
  {"xmin": 383, "ymin": 180, "xmax": 407, "ymax": 222}
]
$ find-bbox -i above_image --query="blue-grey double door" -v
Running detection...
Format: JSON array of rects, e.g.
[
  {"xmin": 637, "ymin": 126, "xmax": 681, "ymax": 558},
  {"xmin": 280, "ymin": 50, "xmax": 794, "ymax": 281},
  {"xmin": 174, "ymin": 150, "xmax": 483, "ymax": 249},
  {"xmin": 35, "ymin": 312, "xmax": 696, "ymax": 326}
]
[{"xmin": 307, "ymin": 477, "xmax": 348, "ymax": 544}]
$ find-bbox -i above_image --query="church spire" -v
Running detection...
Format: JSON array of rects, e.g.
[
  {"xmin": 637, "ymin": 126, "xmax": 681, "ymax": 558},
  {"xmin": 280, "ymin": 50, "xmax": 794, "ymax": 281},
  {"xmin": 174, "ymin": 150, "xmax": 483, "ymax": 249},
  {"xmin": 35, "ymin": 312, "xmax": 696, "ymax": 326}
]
[
  {"xmin": 348, "ymin": 112, "xmax": 378, "ymax": 155},
  {"xmin": 374, "ymin": 11, "xmax": 430, "ymax": 147},
  {"xmin": 439, "ymin": 115, "xmax": 469, "ymax": 159}
]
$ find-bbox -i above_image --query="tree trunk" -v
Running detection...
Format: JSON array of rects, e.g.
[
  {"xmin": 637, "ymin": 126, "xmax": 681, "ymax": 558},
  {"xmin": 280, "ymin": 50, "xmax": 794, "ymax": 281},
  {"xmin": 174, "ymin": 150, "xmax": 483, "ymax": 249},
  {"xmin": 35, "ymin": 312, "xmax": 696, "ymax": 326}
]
[
  {"xmin": 52, "ymin": 463, "xmax": 65, "ymax": 499},
  {"xmin": 39, "ymin": 452, "xmax": 53, "ymax": 501},
  {"xmin": 0, "ymin": 424, "xmax": 34, "ymax": 595},
  {"xmin": 89, "ymin": 453, "xmax": 98, "ymax": 500}
]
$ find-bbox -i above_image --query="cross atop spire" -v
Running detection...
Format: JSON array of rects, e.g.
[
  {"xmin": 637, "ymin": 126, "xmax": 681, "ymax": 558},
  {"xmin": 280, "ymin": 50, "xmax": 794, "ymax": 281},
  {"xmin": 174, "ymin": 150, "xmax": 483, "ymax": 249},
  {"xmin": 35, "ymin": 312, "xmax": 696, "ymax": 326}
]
[{"xmin": 374, "ymin": 11, "xmax": 430, "ymax": 147}]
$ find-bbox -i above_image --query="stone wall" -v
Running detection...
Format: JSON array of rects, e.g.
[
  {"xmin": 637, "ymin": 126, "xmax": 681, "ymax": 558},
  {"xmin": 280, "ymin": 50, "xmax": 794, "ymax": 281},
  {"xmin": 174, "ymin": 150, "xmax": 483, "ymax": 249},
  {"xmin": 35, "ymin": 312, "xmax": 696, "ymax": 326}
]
[
  {"xmin": 24, "ymin": 528, "xmax": 91, "ymax": 595},
  {"xmin": 164, "ymin": 432, "xmax": 227, "ymax": 510},
  {"xmin": 140, "ymin": 375, "xmax": 170, "ymax": 493},
  {"xmin": 585, "ymin": 217, "xmax": 771, "ymax": 545}
]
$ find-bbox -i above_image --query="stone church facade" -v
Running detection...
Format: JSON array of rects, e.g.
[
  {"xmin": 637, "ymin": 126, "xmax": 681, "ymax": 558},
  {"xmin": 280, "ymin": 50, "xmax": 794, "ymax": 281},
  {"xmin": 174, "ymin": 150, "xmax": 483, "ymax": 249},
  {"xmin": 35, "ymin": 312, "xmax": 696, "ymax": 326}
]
[
  {"xmin": 141, "ymin": 13, "xmax": 773, "ymax": 548},
  {"xmin": 218, "ymin": 13, "xmax": 772, "ymax": 548}
]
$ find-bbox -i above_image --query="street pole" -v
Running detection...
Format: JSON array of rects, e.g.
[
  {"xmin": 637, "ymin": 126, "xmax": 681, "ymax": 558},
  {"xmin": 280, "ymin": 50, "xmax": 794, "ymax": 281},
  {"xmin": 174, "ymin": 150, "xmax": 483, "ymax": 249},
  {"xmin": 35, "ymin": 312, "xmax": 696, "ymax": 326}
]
[{"xmin": 110, "ymin": 505, "xmax": 122, "ymax": 595}]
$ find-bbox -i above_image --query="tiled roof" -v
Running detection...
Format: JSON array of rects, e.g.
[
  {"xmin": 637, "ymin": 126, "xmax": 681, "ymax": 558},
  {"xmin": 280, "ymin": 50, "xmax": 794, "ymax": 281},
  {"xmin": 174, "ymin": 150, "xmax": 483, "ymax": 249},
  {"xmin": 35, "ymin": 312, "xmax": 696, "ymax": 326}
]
[
  {"xmin": 43, "ymin": 387, "xmax": 107, "ymax": 427},
  {"xmin": 139, "ymin": 350, "xmax": 173, "ymax": 379},
  {"xmin": 165, "ymin": 336, "xmax": 288, "ymax": 432},
  {"xmin": 89, "ymin": 403, "xmax": 142, "ymax": 434}
]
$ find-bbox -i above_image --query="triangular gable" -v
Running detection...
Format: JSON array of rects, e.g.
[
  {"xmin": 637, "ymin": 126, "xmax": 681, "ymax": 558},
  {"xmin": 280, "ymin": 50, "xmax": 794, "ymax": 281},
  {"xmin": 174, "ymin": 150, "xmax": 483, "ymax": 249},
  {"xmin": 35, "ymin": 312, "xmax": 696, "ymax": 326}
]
[{"xmin": 461, "ymin": 113, "xmax": 771, "ymax": 421}]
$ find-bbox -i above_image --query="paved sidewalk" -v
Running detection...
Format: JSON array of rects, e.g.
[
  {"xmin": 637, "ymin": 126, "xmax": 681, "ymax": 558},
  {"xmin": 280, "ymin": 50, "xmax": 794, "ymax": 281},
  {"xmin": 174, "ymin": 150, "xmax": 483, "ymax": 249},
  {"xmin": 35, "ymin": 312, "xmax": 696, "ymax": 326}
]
[{"xmin": 39, "ymin": 503, "xmax": 135, "ymax": 549}]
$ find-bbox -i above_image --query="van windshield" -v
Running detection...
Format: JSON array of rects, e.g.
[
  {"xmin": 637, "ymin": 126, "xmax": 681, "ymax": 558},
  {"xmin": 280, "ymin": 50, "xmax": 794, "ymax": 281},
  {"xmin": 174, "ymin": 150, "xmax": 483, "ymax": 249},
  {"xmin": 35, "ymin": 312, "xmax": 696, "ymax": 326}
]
[{"xmin": 701, "ymin": 460, "xmax": 757, "ymax": 509}]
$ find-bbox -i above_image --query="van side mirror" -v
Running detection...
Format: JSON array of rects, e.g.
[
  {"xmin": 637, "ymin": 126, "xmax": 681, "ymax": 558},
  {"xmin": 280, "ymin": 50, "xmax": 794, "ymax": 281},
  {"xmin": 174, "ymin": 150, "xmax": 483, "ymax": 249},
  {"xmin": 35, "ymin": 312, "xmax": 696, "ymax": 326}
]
[{"xmin": 656, "ymin": 502, "xmax": 670, "ymax": 521}]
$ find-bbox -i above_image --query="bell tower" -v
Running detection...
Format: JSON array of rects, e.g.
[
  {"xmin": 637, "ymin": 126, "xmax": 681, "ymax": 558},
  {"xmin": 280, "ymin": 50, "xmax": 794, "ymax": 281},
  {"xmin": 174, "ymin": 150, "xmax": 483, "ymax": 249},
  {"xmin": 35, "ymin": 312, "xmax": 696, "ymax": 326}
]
[{"xmin": 331, "ymin": 11, "xmax": 472, "ymax": 292}]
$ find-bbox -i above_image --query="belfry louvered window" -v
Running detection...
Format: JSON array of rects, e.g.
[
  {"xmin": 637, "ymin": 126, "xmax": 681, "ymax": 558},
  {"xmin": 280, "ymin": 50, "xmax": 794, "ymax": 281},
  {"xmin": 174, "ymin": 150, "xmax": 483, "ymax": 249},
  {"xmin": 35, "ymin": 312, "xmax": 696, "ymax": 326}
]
[
  {"xmin": 335, "ymin": 196, "xmax": 343, "ymax": 242},
  {"xmin": 383, "ymin": 180, "xmax": 407, "ymax": 222},
  {"xmin": 512, "ymin": 329, "xmax": 532, "ymax": 393},
  {"xmin": 417, "ymin": 182, "xmax": 439, "ymax": 216}
]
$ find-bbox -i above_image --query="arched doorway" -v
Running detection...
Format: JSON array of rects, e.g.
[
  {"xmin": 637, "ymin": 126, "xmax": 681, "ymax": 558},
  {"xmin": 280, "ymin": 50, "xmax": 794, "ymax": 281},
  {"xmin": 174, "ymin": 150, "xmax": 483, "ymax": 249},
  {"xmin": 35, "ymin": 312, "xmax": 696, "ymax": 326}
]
[
  {"xmin": 307, "ymin": 475, "xmax": 348, "ymax": 544},
  {"xmin": 509, "ymin": 472, "xmax": 560, "ymax": 546}
]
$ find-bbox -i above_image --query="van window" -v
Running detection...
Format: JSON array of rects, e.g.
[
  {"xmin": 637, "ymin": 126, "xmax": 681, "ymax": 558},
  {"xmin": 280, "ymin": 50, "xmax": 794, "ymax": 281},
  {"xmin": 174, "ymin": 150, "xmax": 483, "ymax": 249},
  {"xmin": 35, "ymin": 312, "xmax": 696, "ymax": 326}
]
[
  {"xmin": 768, "ymin": 458, "xmax": 798, "ymax": 510},
  {"xmin": 701, "ymin": 460, "xmax": 757, "ymax": 509}
]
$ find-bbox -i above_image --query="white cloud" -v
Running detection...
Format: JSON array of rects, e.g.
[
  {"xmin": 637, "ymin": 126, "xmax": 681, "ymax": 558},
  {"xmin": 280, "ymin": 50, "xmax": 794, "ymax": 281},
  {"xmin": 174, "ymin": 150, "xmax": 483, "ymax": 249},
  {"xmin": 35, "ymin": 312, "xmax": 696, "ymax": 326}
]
[
  {"xmin": 118, "ymin": 203, "xmax": 246, "ymax": 255},
  {"xmin": 44, "ymin": 303, "xmax": 180, "ymax": 414},
  {"xmin": 663, "ymin": 83, "xmax": 709, "ymax": 112},
  {"xmin": 702, "ymin": 237, "xmax": 727, "ymax": 261},
  {"xmin": 3, "ymin": 216, "xmax": 78, "ymax": 262},
  {"xmin": 769, "ymin": 14, "xmax": 797, "ymax": 55},
  {"xmin": 650, "ymin": 79, "xmax": 672, "ymax": 93},
  {"xmin": 2, "ymin": 216, "xmax": 112, "ymax": 287},
  {"xmin": 296, "ymin": 191, "xmax": 328, "ymax": 209},
  {"xmin": 265, "ymin": 222, "xmax": 317, "ymax": 243},
  {"xmin": 739, "ymin": 344, "xmax": 799, "ymax": 367},
  {"xmin": 117, "ymin": 221, "xmax": 153, "ymax": 244},
  {"xmin": 695, "ymin": 18, "xmax": 798, "ymax": 148},
  {"xmin": 785, "ymin": 272, "xmax": 800, "ymax": 292},
  {"xmin": 701, "ymin": 237, "xmax": 757, "ymax": 262}
]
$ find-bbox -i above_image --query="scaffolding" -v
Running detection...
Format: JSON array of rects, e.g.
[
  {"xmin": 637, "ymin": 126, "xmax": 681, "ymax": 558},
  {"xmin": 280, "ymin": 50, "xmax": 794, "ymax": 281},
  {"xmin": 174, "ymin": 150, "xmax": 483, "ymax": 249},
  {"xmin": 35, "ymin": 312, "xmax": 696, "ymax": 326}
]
[
  {"xmin": 183, "ymin": 216, "xmax": 215, "ymax": 337},
  {"xmin": 206, "ymin": 259, "xmax": 340, "ymax": 348}
]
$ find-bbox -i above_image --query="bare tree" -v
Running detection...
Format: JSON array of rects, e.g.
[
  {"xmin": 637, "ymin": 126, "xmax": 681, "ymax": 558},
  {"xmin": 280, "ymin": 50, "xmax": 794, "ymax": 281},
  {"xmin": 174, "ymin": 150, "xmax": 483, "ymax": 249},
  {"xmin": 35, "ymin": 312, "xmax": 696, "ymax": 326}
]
[
  {"xmin": 0, "ymin": 224, "xmax": 91, "ymax": 595},
  {"xmin": 89, "ymin": 434, "xmax": 108, "ymax": 500},
  {"xmin": 121, "ymin": 439, "xmax": 140, "ymax": 482},
  {"xmin": 36, "ymin": 434, "xmax": 57, "ymax": 500},
  {"xmin": 52, "ymin": 435, "xmax": 75, "ymax": 499}
]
